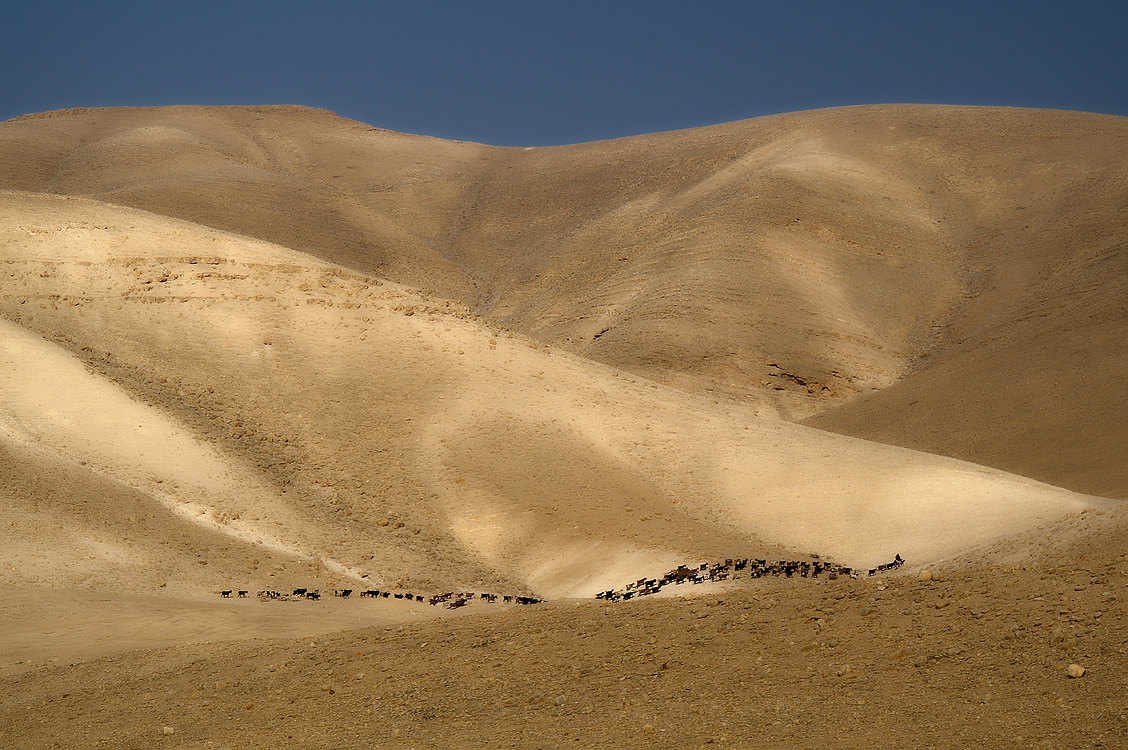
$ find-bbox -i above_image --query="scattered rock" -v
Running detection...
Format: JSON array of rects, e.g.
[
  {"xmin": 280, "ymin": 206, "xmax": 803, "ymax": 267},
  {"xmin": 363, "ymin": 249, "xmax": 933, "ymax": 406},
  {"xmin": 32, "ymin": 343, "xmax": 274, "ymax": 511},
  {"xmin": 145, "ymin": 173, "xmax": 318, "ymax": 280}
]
[
  {"xmin": 1067, "ymin": 664, "xmax": 1086, "ymax": 678},
  {"xmin": 918, "ymin": 570, "xmax": 932, "ymax": 582},
  {"xmin": 161, "ymin": 726, "xmax": 175, "ymax": 736}
]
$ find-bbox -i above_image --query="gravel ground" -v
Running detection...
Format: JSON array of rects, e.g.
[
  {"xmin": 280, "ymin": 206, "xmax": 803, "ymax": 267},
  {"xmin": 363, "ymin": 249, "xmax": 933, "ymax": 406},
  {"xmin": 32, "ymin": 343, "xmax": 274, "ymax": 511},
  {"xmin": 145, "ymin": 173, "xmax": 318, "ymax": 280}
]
[{"xmin": 4, "ymin": 548, "xmax": 1126, "ymax": 750}]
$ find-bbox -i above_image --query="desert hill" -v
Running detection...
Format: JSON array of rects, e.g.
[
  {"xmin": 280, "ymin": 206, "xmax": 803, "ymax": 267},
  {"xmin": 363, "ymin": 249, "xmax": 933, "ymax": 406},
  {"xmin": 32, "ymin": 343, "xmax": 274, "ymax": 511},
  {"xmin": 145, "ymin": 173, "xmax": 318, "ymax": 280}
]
[
  {"xmin": 3, "ymin": 189, "xmax": 1103, "ymax": 604},
  {"xmin": 3, "ymin": 104, "xmax": 1128, "ymax": 748},
  {"xmin": 2, "ymin": 104, "xmax": 1126, "ymax": 498}
]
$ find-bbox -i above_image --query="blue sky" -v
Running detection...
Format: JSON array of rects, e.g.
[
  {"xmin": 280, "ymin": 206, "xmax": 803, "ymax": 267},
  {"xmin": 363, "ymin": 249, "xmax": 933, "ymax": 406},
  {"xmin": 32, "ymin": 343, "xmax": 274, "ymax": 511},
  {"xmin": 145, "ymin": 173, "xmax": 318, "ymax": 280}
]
[{"xmin": 2, "ymin": 1, "xmax": 1126, "ymax": 146}]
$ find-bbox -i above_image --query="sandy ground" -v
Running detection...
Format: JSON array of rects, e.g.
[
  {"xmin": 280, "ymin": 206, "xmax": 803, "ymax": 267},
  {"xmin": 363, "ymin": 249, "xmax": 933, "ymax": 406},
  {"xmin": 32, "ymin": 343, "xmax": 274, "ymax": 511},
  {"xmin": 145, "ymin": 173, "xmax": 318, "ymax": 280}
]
[
  {"xmin": 1, "ymin": 104, "xmax": 1126, "ymax": 748},
  {"xmin": 3, "ymin": 532, "xmax": 1127, "ymax": 749},
  {"xmin": 0, "ymin": 586, "xmax": 441, "ymax": 679}
]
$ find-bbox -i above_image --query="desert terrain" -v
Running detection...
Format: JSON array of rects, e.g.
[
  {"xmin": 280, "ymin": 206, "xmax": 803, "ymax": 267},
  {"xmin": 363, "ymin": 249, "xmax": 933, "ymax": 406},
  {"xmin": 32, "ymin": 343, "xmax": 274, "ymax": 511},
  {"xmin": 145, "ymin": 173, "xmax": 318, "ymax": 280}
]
[{"xmin": 0, "ymin": 104, "xmax": 1125, "ymax": 748}]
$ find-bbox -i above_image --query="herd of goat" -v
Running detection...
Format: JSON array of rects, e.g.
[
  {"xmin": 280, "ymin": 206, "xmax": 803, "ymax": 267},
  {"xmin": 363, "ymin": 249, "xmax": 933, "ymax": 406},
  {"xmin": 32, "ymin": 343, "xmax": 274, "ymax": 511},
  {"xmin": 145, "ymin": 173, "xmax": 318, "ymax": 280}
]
[
  {"xmin": 594, "ymin": 554, "xmax": 904, "ymax": 603},
  {"xmin": 218, "ymin": 587, "xmax": 543, "ymax": 609},
  {"xmin": 219, "ymin": 554, "xmax": 904, "ymax": 608}
]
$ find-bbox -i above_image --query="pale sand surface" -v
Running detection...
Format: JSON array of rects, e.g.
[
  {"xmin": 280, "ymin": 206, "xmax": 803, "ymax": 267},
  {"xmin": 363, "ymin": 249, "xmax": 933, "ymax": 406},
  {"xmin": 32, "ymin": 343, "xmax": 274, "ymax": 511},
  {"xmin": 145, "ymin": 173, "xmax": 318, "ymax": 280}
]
[
  {"xmin": 1, "ymin": 105, "xmax": 1126, "ymax": 748},
  {"xmin": 0, "ymin": 586, "xmax": 440, "ymax": 679}
]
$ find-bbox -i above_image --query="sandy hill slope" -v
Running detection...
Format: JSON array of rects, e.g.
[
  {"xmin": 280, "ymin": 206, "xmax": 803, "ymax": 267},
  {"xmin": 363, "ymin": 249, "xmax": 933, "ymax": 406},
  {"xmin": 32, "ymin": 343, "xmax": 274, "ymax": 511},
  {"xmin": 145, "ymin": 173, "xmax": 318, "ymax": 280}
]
[
  {"xmin": 0, "ymin": 190, "xmax": 1105, "ymax": 604},
  {"xmin": 2, "ymin": 104, "xmax": 1126, "ymax": 498}
]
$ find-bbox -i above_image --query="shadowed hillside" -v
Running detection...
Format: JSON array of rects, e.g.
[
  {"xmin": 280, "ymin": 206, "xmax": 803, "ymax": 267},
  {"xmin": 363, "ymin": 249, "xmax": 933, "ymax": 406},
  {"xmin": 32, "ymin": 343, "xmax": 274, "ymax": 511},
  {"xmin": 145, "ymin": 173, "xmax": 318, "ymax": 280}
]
[{"xmin": 2, "ymin": 104, "xmax": 1126, "ymax": 497}]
